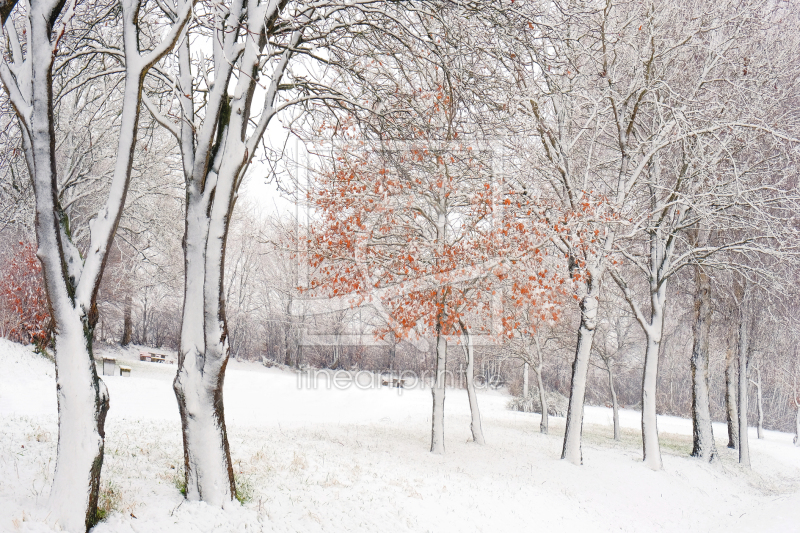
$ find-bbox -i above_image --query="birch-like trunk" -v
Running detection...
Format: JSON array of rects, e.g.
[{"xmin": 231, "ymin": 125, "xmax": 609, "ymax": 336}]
[
  {"xmin": 725, "ymin": 346, "xmax": 739, "ymax": 449},
  {"xmin": 430, "ymin": 316, "xmax": 447, "ymax": 454},
  {"xmin": 737, "ymin": 313, "xmax": 750, "ymax": 467},
  {"xmin": 561, "ymin": 281, "xmax": 601, "ymax": 464},
  {"xmin": 607, "ymin": 365, "xmax": 620, "ymax": 441},
  {"xmin": 690, "ymin": 265, "xmax": 717, "ymax": 461},
  {"xmin": 460, "ymin": 323, "xmax": 485, "ymax": 444}
]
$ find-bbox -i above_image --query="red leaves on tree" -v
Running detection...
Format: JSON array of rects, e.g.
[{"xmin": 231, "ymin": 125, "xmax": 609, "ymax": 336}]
[{"xmin": 1, "ymin": 242, "xmax": 51, "ymax": 347}]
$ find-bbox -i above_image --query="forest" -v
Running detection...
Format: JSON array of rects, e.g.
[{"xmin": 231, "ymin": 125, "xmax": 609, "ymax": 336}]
[{"xmin": 1, "ymin": 0, "xmax": 799, "ymax": 531}]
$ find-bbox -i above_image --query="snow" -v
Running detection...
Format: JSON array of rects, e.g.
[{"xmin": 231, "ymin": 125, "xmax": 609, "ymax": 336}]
[{"xmin": 2, "ymin": 339, "xmax": 800, "ymax": 532}]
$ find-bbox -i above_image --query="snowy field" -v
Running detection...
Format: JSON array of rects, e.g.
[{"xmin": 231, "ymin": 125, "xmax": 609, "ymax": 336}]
[{"xmin": 2, "ymin": 338, "xmax": 800, "ymax": 533}]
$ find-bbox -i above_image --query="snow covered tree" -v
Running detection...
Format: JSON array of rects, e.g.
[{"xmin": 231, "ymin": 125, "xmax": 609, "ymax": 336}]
[
  {"xmin": 142, "ymin": 0, "xmax": 424, "ymax": 504},
  {"xmin": 0, "ymin": 0, "xmax": 193, "ymax": 527}
]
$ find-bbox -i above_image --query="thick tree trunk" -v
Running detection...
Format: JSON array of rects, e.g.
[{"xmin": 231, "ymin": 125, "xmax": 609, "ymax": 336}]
[
  {"xmin": 173, "ymin": 194, "xmax": 235, "ymax": 505},
  {"xmin": 522, "ymin": 362, "xmax": 529, "ymax": 399},
  {"xmin": 173, "ymin": 346, "xmax": 234, "ymax": 505},
  {"xmin": 536, "ymin": 365, "xmax": 548, "ymax": 434},
  {"xmin": 690, "ymin": 265, "xmax": 717, "ymax": 461},
  {"xmin": 607, "ymin": 365, "xmax": 620, "ymax": 441},
  {"xmin": 49, "ymin": 319, "xmax": 110, "ymax": 532},
  {"xmin": 737, "ymin": 313, "xmax": 750, "ymax": 467},
  {"xmin": 562, "ymin": 285, "xmax": 600, "ymax": 465},
  {"xmin": 725, "ymin": 346, "xmax": 739, "ymax": 449},
  {"xmin": 121, "ymin": 293, "xmax": 133, "ymax": 345},
  {"xmin": 460, "ymin": 323, "xmax": 485, "ymax": 444},
  {"xmin": 430, "ymin": 319, "xmax": 447, "ymax": 454}
]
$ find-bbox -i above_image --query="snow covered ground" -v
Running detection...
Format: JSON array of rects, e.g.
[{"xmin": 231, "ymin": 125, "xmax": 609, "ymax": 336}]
[{"xmin": 2, "ymin": 338, "xmax": 799, "ymax": 532}]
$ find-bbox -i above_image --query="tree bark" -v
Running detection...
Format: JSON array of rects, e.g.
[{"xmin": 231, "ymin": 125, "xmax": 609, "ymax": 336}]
[
  {"xmin": 690, "ymin": 265, "xmax": 717, "ymax": 461},
  {"xmin": 725, "ymin": 346, "xmax": 739, "ymax": 449},
  {"xmin": 121, "ymin": 293, "xmax": 133, "ymax": 345},
  {"xmin": 737, "ymin": 311, "xmax": 750, "ymax": 467},
  {"xmin": 431, "ymin": 315, "xmax": 447, "ymax": 454},
  {"xmin": 562, "ymin": 276, "xmax": 601, "ymax": 465},
  {"xmin": 460, "ymin": 322, "xmax": 485, "ymax": 444}
]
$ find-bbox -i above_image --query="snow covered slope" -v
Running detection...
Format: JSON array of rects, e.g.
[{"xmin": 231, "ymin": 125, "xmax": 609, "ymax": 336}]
[{"xmin": 1, "ymin": 340, "xmax": 799, "ymax": 532}]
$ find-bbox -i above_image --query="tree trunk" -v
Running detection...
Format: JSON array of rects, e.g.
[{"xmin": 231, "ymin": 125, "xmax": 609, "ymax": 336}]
[
  {"xmin": 562, "ymin": 285, "xmax": 600, "ymax": 465},
  {"xmin": 607, "ymin": 364, "xmax": 620, "ymax": 441},
  {"xmin": 173, "ymin": 192, "xmax": 236, "ymax": 505},
  {"xmin": 737, "ymin": 313, "xmax": 750, "ymax": 467},
  {"xmin": 536, "ymin": 364, "xmax": 548, "ymax": 434},
  {"xmin": 431, "ymin": 317, "xmax": 447, "ymax": 454},
  {"xmin": 794, "ymin": 404, "xmax": 800, "ymax": 447},
  {"xmin": 522, "ymin": 362, "xmax": 529, "ymax": 399},
  {"xmin": 460, "ymin": 323, "xmax": 485, "ymax": 444},
  {"xmin": 49, "ymin": 318, "xmax": 110, "ymax": 532},
  {"xmin": 725, "ymin": 346, "xmax": 739, "ymax": 449},
  {"xmin": 121, "ymin": 293, "xmax": 132, "ymax": 345},
  {"xmin": 690, "ymin": 265, "xmax": 717, "ymax": 461},
  {"xmin": 140, "ymin": 297, "xmax": 148, "ymax": 345},
  {"xmin": 641, "ymin": 329, "xmax": 663, "ymax": 470}
]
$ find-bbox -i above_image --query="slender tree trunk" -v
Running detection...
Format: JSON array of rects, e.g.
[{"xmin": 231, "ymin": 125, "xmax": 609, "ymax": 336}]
[
  {"xmin": 690, "ymin": 265, "xmax": 717, "ymax": 461},
  {"xmin": 536, "ymin": 364, "xmax": 548, "ymax": 434},
  {"xmin": 607, "ymin": 364, "xmax": 620, "ymax": 441},
  {"xmin": 641, "ymin": 327, "xmax": 663, "ymax": 470},
  {"xmin": 794, "ymin": 403, "xmax": 800, "ymax": 447},
  {"xmin": 725, "ymin": 346, "xmax": 739, "ymax": 449},
  {"xmin": 460, "ymin": 323, "xmax": 485, "ymax": 444},
  {"xmin": 562, "ymin": 276, "xmax": 601, "ymax": 464},
  {"xmin": 431, "ymin": 316, "xmax": 447, "ymax": 454},
  {"xmin": 522, "ymin": 362, "xmax": 529, "ymax": 398},
  {"xmin": 140, "ymin": 298, "xmax": 148, "ymax": 345},
  {"xmin": 121, "ymin": 293, "xmax": 133, "ymax": 345},
  {"xmin": 737, "ymin": 312, "xmax": 750, "ymax": 467},
  {"xmin": 753, "ymin": 368, "xmax": 763, "ymax": 440}
]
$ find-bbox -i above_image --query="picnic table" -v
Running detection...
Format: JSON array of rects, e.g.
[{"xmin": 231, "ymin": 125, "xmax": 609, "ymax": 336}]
[{"xmin": 139, "ymin": 351, "xmax": 171, "ymax": 363}]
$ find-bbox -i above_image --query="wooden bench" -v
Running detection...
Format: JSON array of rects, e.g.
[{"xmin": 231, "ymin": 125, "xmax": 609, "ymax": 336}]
[
  {"xmin": 139, "ymin": 351, "xmax": 168, "ymax": 363},
  {"xmin": 119, "ymin": 365, "xmax": 131, "ymax": 377}
]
